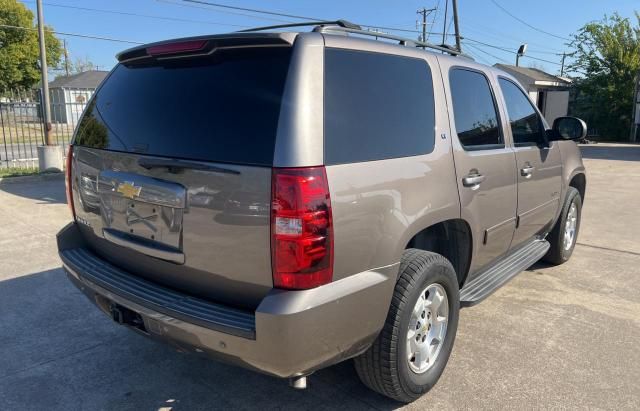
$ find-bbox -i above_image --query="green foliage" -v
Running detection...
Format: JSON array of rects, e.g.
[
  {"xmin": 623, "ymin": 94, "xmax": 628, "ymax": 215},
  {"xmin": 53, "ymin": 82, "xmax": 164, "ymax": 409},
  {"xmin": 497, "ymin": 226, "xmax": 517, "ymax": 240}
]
[
  {"xmin": 0, "ymin": 0, "xmax": 62, "ymax": 90},
  {"xmin": 567, "ymin": 13, "xmax": 640, "ymax": 140},
  {"xmin": 0, "ymin": 166, "xmax": 39, "ymax": 178}
]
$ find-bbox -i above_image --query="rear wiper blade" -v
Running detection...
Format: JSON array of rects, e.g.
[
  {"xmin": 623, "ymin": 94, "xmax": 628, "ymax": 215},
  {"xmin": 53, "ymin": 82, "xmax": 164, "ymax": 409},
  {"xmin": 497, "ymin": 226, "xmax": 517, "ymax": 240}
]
[{"xmin": 137, "ymin": 158, "xmax": 240, "ymax": 175}]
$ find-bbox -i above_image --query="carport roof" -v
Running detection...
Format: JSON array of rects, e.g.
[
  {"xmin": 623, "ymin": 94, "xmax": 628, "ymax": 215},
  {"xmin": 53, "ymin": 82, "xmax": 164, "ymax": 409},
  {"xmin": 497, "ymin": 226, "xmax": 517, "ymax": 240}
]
[
  {"xmin": 494, "ymin": 64, "xmax": 571, "ymax": 88},
  {"xmin": 48, "ymin": 70, "xmax": 109, "ymax": 89}
]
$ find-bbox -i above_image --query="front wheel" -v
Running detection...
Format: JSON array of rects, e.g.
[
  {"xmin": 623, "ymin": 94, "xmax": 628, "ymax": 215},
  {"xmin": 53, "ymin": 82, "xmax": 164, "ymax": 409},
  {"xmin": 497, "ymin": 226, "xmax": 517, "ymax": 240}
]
[
  {"xmin": 544, "ymin": 187, "xmax": 582, "ymax": 265},
  {"xmin": 354, "ymin": 249, "xmax": 460, "ymax": 403}
]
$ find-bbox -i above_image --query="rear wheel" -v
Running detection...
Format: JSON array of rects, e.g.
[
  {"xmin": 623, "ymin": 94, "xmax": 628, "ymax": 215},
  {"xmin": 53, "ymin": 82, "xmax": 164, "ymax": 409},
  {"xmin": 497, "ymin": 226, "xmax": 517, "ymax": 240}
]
[
  {"xmin": 544, "ymin": 187, "xmax": 582, "ymax": 265},
  {"xmin": 354, "ymin": 249, "xmax": 459, "ymax": 403}
]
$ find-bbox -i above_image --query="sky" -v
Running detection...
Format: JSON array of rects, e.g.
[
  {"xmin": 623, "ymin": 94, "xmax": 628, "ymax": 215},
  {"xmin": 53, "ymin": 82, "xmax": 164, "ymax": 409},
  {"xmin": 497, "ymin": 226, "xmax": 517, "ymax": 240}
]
[{"xmin": 19, "ymin": 0, "xmax": 640, "ymax": 76}]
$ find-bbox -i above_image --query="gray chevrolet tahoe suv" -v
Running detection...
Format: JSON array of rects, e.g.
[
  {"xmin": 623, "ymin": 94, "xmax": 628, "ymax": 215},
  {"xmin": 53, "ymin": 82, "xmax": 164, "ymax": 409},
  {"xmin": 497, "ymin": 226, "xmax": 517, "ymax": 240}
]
[{"xmin": 57, "ymin": 21, "xmax": 587, "ymax": 402}]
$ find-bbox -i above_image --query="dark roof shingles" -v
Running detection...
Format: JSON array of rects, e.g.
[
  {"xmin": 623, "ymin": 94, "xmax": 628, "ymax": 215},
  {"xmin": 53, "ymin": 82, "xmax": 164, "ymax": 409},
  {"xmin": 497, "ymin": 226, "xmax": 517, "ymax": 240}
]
[
  {"xmin": 48, "ymin": 70, "xmax": 109, "ymax": 89},
  {"xmin": 494, "ymin": 64, "xmax": 570, "ymax": 85}
]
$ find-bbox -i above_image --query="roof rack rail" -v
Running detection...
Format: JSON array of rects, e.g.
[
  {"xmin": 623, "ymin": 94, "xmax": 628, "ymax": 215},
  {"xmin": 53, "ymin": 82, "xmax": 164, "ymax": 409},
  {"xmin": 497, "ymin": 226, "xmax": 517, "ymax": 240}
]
[
  {"xmin": 314, "ymin": 25, "xmax": 464, "ymax": 57},
  {"xmin": 237, "ymin": 19, "xmax": 362, "ymax": 33},
  {"xmin": 238, "ymin": 19, "xmax": 468, "ymax": 58}
]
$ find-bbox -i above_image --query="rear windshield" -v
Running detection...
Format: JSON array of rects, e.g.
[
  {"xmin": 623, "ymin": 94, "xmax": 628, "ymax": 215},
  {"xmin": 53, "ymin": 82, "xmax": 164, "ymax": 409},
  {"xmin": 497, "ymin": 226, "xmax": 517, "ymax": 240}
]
[{"xmin": 74, "ymin": 47, "xmax": 292, "ymax": 166}]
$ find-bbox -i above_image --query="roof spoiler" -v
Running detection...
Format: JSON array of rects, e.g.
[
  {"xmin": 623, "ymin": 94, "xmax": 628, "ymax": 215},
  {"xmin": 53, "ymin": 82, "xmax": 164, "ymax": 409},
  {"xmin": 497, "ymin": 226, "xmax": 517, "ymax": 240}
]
[
  {"xmin": 116, "ymin": 33, "xmax": 295, "ymax": 63},
  {"xmin": 237, "ymin": 19, "xmax": 362, "ymax": 33}
]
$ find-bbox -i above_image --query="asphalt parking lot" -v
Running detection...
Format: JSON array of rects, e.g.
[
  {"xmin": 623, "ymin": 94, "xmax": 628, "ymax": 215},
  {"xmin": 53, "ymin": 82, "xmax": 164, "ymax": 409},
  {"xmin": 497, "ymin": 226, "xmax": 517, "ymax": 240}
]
[{"xmin": 1, "ymin": 143, "xmax": 639, "ymax": 410}]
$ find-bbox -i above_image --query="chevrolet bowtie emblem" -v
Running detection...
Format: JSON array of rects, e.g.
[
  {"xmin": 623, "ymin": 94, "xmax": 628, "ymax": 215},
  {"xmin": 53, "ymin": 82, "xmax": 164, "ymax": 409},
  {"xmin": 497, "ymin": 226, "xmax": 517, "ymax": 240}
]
[{"xmin": 116, "ymin": 181, "xmax": 142, "ymax": 199}]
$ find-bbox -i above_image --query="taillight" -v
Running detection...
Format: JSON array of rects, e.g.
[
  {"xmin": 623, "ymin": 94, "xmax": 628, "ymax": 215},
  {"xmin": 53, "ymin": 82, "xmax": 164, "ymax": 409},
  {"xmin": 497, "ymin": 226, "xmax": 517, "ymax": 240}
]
[
  {"xmin": 271, "ymin": 167, "xmax": 333, "ymax": 290},
  {"xmin": 65, "ymin": 145, "xmax": 75, "ymax": 219}
]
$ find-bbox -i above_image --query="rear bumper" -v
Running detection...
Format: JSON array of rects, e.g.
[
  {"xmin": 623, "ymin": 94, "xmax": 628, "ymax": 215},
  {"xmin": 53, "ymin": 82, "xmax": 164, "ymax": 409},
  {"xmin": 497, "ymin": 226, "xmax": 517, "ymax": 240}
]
[{"xmin": 57, "ymin": 223, "xmax": 397, "ymax": 378}]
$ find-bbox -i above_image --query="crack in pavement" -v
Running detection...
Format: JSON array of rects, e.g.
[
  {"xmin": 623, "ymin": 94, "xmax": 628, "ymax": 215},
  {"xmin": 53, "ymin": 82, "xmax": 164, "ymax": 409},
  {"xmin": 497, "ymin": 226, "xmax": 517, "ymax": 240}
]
[{"xmin": 576, "ymin": 242, "xmax": 640, "ymax": 257}]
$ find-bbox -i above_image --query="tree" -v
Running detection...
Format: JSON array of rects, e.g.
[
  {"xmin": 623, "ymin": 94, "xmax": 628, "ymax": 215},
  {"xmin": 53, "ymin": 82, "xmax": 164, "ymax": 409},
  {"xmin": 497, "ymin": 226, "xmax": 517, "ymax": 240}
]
[
  {"xmin": 0, "ymin": 0, "xmax": 62, "ymax": 90},
  {"xmin": 71, "ymin": 56, "xmax": 97, "ymax": 74},
  {"xmin": 567, "ymin": 13, "xmax": 640, "ymax": 140}
]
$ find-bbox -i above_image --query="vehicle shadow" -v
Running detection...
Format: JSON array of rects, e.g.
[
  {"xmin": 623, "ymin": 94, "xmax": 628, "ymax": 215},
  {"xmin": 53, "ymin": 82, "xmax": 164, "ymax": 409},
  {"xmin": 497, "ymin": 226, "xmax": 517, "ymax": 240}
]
[
  {"xmin": 579, "ymin": 144, "xmax": 640, "ymax": 162},
  {"xmin": 526, "ymin": 260, "xmax": 554, "ymax": 272},
  {"xmin": 0, "ymin": 176, "xmax": 66, "ymax": 204},
  {"xmin": 0, "ymin": 268, "xmax": 403, "ymax": 411}
]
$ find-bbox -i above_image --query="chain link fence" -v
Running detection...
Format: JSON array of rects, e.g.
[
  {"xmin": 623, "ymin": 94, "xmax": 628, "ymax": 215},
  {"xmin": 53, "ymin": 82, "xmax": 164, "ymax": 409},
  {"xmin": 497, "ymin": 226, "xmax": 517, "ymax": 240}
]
[{"xmin": 0, "ymin": 88, "xmax": 91, "ymax": 169}]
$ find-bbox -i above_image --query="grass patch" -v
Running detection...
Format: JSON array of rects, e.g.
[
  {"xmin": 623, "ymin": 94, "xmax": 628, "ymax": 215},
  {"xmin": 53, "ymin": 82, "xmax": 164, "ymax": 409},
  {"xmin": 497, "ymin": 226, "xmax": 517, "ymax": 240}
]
[{"xmin": 0, "ymin": 167, "xmax": 40, "ymax": 178}]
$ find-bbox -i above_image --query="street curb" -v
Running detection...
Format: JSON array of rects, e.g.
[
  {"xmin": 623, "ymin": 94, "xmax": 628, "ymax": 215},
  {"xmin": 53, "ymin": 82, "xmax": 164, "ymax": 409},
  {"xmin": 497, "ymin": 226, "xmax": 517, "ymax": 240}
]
[{"xmin": 0, "ymin": 172, "xmax": 64, "ymax": 185}]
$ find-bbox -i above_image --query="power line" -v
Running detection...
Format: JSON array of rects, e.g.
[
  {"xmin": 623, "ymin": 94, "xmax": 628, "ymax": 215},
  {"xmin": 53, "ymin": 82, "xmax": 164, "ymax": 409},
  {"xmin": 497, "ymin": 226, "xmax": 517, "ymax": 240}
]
[
  {"xmin": 462, "ymin": 20, "xmax": 565, "ymax": 52},
  {"xmin": 488, "ymin": 0, "xmax": 571, "ymax": 41},
  {"xmin": 0, "ymin": 23, "xmax": 144, "ymax": 44},
  {"xmin": 465, "ymin": 37, "xmax": 562, "ymax": 66},
  {"xmin": 464, "ymin": 42, "xmax": 509, "ymax": 64},
  {"xmin": 177, "ymin": 0, "xmax": 561, "ymax": 64},
  {"xmin": 157, "ymin": 0, "xmax": 293, "ymax": 23},
  {"xmin": 463, "ymin": 46, "xmax": 492, "ymax": 65},
  {"xmin": 462, "ymin": 25, "xmax": 563, "ymax": 54},
  {"xmin": 15, "ymin": 0, "xmax": 563, "ymax": 66},
  {"xmin": 425, "ymin": 0, "xmax": 441, "ymax": 42},
  {"xmin": 182, "ymin": 0, "xmax": 320, "ymax": 21},
  {"xmin": 23, "ymin": 1, "xmax": 248, "ymax": 28},
  {"xmin": 446, "ymin": 14, "xmax": 454, "ymax": 38},
  {"xmin": 177, "ymin": 0, "xmax": 429, "ymax": 35},
  {"xmin": 464, "ymin": 37, "xmax": 513, "ymax": 52},
  {"xmin": 463, "ymin": 31, "xmax": 563, "ymax": 57}
]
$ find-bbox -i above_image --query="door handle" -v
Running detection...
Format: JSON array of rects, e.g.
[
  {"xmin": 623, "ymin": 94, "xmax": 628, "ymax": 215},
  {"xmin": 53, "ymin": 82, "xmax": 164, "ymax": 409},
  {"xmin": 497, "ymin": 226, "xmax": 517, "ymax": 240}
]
[
  {"xmin": 521, "ymin": 165, "xmax": 535, "ymax": 178},
  {"xmin": 462, "ymin": 173, "xmax": 486, "ymax": 189}
]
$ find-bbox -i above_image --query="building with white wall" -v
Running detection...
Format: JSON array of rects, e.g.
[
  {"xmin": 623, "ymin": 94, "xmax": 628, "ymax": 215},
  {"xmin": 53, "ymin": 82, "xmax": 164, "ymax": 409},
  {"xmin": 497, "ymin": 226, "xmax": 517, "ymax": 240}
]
[
  {"xmin": 48, "ymin": 71, "xmax": 109, "ymax": 124},
  {"xmin": 495, "ymin": 64, "xmax": 572, "ymax": 125}
]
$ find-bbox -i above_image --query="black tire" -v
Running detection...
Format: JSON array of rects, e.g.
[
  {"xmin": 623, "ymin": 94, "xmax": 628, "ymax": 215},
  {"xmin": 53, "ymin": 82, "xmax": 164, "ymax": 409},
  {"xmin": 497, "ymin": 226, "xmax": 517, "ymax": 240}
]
[
  {"xmin": 543, "ymin": 187, "xmax": 582, "ymax": 265},
  {"xmin": 354, "ymin": 249, "xmax": 460, "ymax": 403}
]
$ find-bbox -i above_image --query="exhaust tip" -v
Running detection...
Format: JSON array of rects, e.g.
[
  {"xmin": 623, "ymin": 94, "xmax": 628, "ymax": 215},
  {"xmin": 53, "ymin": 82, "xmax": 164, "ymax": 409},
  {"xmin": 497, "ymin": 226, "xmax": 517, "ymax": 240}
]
[{"xmin": 289, "ymin": 376, "xmax": 307, "ymax": 390}]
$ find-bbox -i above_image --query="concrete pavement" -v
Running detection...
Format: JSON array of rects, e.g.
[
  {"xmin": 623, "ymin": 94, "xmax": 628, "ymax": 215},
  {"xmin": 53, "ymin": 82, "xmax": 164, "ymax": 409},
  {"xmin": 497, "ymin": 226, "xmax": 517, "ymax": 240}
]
[{"xmin": 0, "ymin": 143, "xmax": 638, "ymax": 410}]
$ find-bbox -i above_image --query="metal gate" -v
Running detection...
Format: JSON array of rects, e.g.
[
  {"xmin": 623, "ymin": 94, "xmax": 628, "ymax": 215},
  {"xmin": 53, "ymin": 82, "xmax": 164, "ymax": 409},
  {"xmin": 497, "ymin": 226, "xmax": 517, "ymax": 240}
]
[{"xmin": 1, "ymin": 88, "xmax": 89, "ymax": 169}]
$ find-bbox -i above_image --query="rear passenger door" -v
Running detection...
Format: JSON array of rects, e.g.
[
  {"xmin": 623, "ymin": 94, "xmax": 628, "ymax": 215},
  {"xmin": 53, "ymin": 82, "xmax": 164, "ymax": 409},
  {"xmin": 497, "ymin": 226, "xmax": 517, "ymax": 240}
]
[
  {"xmin": 496, "ymin": 77, "xmax": 562, "ymax": 248},
  {"xmin": 442, "ymin": 65, "xmax": 518, "ymax": 273}
]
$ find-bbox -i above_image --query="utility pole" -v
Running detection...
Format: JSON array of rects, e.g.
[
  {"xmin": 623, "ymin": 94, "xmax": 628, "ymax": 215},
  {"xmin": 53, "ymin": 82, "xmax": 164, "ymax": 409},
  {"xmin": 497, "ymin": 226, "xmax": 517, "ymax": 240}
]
[
  {"xmin": 452, "ymin": 0, "xmax": 462, "ymax": 52},
  {"xmin": 557, "ymin": 52, "xmax": 575, "ymax": 77},
  {"xmin": 416, "ymin": 7, "xmax": 435, "ymax": 44},
  {"xmin": 63, "ymin": 39, "xmax": 70, "ymax": 77},
  {"xmin": 441, "ymin": 0, "xmax": 449, "ymax": 45},
  {"xmin": 367, "ymin": 27, "xmax": 388, "ymax": 41},
  {"xmin": 36, "ymin": 0, "xmax": 52, "ymax": 146}
]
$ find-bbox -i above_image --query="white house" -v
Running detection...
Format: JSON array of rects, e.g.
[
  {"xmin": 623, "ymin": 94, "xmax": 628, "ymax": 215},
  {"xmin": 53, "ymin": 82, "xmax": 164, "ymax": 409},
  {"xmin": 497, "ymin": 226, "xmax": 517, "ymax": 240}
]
[
  {"xmin": 494, "ymin": 64, "xmax": 572, "ymax": 125},
  {"xmin": 48, "ymin": 70, "xmax": 109, "ymax": 124}
]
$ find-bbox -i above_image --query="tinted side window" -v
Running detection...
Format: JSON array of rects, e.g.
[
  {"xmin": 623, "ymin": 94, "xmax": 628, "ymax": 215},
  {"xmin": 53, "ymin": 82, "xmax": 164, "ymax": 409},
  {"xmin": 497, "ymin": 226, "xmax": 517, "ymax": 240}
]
[
  {"xmin": 498, "ymin": 78, "xmax": 544, "ymax": 146},
  {"xmin": 449, "ymin": 69, "xmax": 502, "ymax": 148},
  {"xmin": 324, "ymin": 49, "xmax": 435, "ymax": 165}
]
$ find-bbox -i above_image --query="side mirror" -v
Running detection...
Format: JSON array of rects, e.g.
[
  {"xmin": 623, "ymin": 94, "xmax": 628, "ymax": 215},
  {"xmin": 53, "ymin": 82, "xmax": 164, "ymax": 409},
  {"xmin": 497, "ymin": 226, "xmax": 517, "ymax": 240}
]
[{"xmin": 549, "ymin": 116, "xmax": 587, "ymax": 141}]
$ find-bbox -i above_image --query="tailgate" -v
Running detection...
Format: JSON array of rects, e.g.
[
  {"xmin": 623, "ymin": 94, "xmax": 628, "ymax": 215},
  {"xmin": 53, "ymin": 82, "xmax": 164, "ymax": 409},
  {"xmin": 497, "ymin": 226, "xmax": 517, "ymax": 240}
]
[{"xmin": 69, "ymin": 45, "xmax": 292, "ymax": 308}]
